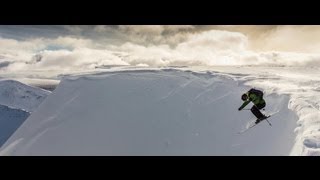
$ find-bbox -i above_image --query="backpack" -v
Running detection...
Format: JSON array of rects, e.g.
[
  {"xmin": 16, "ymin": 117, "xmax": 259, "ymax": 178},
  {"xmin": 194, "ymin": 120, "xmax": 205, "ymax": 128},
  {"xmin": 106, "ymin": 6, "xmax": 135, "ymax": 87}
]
[{"xmin": 249, "ymin": 88, "xmax": 263, "ymax": 98}]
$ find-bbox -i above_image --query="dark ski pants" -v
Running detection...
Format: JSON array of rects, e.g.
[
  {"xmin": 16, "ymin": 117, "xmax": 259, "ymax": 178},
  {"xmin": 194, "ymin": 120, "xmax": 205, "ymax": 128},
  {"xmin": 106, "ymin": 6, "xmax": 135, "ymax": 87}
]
[{"xmin": 251, "ymin": 102, "xmax": 266, "ymax": 119}]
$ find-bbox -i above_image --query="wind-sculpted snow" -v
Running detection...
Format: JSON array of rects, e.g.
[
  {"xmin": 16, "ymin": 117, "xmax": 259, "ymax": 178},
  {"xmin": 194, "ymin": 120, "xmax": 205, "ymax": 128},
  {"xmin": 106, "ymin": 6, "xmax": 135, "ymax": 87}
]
[
  {"xmin": 197, "ymin": 66, "xmax": 320, "ymax": 156},
  {"xmin": 0, "ymin": 69, "xmax": 297, "ymax": 155}
]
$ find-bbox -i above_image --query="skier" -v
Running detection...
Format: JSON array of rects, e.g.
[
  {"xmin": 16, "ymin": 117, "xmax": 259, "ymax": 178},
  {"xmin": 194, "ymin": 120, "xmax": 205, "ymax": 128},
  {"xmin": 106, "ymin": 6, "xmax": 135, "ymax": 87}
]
[{"xmin": 238, "ymin": 88, "xmax": 267, "ymax": 124}]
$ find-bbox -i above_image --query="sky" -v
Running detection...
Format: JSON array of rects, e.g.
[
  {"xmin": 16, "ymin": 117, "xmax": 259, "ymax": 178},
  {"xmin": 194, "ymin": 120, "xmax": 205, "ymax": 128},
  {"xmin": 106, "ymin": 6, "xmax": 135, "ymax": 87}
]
[{"xmin": 1, "ymin": 25, "xmax": 320, "ymax": 73}]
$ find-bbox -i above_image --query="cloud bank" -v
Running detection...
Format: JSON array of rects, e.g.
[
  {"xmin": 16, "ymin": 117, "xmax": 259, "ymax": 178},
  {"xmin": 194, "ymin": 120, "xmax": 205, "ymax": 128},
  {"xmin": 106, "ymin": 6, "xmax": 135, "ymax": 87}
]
[{"xmin": 1, "ymin": 25, "xmax": 320, "ymax": 73}]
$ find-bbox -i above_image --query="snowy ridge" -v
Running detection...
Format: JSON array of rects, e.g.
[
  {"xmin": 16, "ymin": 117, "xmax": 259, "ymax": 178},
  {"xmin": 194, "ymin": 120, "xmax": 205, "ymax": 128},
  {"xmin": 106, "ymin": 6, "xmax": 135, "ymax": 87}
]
[
  {"xmin": 0, "ymin": 69, "xmax": 297, "ymax": 155},
  {"xmin": 201, "ymin": 66, "xmax": 320, "ymax": 155},
  {"xmin": 0, "ymin": 79, "xmax": 51, "ymax": 112},
  {"xmin": 288, "ymin": 95, "xmax": 320, "ymax": 155}
]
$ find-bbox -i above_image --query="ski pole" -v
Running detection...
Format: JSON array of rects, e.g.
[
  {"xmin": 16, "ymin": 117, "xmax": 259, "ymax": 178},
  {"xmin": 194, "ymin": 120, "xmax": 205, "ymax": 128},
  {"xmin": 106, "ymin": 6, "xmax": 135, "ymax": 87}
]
[{"xmin": 266, "ymin": 119, "xmax": 272, "ymax": 126}]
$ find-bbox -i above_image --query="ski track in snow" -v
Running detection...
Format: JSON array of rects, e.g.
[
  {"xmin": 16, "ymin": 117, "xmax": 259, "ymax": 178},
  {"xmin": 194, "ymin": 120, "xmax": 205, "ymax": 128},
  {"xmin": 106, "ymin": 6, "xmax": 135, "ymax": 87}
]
[{"xmin": 0, "ymin": 138, "xmax": 23, "ymax": 156}]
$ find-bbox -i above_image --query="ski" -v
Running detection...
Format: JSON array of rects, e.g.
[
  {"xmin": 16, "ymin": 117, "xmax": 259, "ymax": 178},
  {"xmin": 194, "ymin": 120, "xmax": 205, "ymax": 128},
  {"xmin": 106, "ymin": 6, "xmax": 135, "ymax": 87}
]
[{"xmin": 237, "ymin": 115, "xmax": 270, "ymax": 134}]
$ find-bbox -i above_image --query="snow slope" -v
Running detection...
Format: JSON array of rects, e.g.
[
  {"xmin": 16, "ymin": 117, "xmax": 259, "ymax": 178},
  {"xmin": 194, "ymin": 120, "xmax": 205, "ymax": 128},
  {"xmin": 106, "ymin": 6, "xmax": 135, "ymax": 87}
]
[
  {"xmin": 0, "ymin": 105, "xmax": 29, "ymax": 147},
  {"xmin": 0, "ymin": 80, "xmax": 51, "ymax": 112},
  {"xmin": 0, "ymin": 69, "xmax": 298, "ymax": 155},
  {"xmin": 196, "ymin": 66, "xmax": 320, "ymax": 156},
  {"xmin": 0, "ymin": 80, "xmax": 51, "ymax": 148}
]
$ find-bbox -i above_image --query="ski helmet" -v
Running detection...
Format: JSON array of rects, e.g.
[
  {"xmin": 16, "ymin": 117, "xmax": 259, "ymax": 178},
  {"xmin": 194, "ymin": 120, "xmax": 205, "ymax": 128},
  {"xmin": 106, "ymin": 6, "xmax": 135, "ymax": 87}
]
[{"xmin": 241, "ymin": 93, "xmax": 248, "ymax": 101}]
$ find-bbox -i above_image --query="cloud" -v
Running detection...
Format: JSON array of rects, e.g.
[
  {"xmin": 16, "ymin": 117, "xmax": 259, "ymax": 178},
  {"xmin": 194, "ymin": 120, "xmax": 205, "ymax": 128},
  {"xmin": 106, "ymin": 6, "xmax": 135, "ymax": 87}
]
[
  {"xmin": 2, "ymin": 25, "xmax": 320, "ymax": 75},
  {"xmin": 0, "ymin": 36, "xmax": 97, "ymax": 61},
  {"xmin": 93, "ymin": 25, "xmax": 115, "ymax": 33},
  {"xmin": 50, "ymin": 36, "xmax": 95, "ymax": 49},
  {"xmin": 119, "ymin": 25, "xmax": 164, "ymax": 35},
  {"xmin": 253, "ymin": 25, "xmax": 320, "ymax": 53},
  {"xmin": 112, "ymin": 30, "xmax": 251, "ymax": 66},
  {"xmin": 176, "ymin": 30, "xmax": 248, "ymax": 52},
  {"xmin": 0, "ymin": 37, "xmax": 46, "ymax": 61},
  {"xmin": 112, "ymin": 29, "xmax": 320, "ymax": 67},
  {"xmin": 163, "ymin": 25, "xmax": 194, "ymax": 32},
  {"xmin": 63, "ymin": 25, "xmax": 84, "ymax": 35},
  {"xmin": 209, "ymin": 25, "xmax": 320, "ymax": 54},
  {"xmin": 31, "ymin": 48, "xmax": 128, "ymax": 70},
  {"xmin": 113, "ymin": 25, "xmax": 197, "ymax": 46}
]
